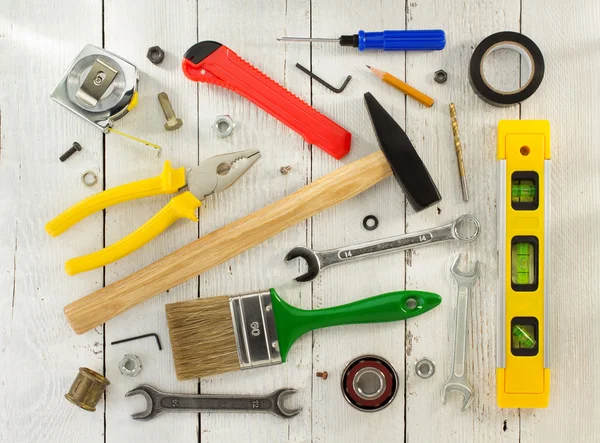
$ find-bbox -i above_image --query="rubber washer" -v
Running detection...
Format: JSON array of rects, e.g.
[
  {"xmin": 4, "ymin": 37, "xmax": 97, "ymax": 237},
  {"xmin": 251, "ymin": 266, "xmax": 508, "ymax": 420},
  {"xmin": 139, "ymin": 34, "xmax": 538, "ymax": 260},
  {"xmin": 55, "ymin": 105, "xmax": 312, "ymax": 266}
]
[
  {"xmin": 363, "ymin": 215, "xmax": 379, "ymax": 231},
  {"xmin": 469, "ymin": 31, "xmax": 544, "ymax": 106},
  {"xmin": 341, "ymin": 356, "xmax": 398, "ymax": 412}
]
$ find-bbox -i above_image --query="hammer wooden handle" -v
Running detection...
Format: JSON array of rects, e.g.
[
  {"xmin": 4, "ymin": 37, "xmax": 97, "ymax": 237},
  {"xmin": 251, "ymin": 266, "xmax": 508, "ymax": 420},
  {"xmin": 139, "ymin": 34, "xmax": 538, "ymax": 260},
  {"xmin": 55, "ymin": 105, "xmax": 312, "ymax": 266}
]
[{"xmin": 64, "ymin": 151, "xmax": 393, "ymax": 334}]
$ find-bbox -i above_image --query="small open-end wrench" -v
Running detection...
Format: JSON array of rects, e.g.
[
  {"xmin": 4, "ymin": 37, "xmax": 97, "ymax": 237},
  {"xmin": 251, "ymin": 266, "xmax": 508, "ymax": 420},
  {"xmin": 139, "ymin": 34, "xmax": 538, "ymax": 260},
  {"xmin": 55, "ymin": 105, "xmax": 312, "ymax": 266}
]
[
  {"xmin": 441, "ymin": 254, "xmax": 480, "ymax": 411},
  {"xmin": 285, "ymin": 214, "xmax": 480, "ymax": 282},
  {"xmin": 126, "ymin": 385, "xmax": 301, "ymax": 421}
]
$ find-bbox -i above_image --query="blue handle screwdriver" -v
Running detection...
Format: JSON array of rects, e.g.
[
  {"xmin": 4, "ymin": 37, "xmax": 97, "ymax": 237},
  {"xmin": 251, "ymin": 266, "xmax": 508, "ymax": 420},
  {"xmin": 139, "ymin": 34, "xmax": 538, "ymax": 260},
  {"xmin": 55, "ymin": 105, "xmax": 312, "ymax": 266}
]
[{"xmin": 278, "ymin": 29, "xmax": 446, "ymax": 51}]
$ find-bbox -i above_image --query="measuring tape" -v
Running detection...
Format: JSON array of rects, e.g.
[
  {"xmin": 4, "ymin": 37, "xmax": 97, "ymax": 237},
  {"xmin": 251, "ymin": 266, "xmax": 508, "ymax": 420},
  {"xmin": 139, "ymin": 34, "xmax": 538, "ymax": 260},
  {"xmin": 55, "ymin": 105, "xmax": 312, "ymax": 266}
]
[
  {"xmin": 496, "ymin": 120, "xmax": 550, "ymax": 408},
  {"xmin": 51, "ymin": 45, "xmax": 161, "ymax": 154}
]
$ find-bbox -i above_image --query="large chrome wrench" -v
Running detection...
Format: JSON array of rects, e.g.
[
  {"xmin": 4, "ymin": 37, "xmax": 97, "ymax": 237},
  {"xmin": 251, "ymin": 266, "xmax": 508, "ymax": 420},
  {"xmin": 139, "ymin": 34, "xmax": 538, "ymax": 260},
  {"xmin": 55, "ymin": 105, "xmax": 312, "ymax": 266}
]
[
  {"xmin": 126, "ymin": 385, "xmax": 301, "ymax": 421},
  {"xmin": 285, "ymin": 214, "xmax": 480, "ymax": 282},
  {"xmin": 441, "ymin": 254, "xmax": 480, "ymax": 410}
]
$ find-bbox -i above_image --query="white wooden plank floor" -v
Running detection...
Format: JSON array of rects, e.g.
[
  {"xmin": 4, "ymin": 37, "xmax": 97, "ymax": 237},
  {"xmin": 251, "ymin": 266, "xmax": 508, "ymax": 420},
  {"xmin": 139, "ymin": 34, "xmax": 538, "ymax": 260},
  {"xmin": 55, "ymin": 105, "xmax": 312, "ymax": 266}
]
[{"xmin": 1, "ymin": 1, "xmax": 599, "ymax": 442}]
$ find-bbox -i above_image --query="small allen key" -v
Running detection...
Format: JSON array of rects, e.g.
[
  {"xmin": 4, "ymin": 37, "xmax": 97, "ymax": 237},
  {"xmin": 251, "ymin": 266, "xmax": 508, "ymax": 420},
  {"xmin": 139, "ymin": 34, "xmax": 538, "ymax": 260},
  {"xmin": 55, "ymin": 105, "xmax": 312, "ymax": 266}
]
[
  {"xmin": 295, "ymin": 64, "xmax": 352, "ymax": 93},
  {"xmin": 449, "ymin": 103, "xmax": 469, "ymax": 202}
]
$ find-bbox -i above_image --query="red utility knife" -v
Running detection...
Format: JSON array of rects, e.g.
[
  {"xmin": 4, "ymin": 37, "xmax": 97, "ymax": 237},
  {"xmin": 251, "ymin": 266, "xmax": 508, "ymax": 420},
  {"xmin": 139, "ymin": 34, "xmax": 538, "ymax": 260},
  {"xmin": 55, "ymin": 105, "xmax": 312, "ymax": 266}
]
[{"xmin": 182, "ymin": 41, "xmax": 352, "ymax": 159}]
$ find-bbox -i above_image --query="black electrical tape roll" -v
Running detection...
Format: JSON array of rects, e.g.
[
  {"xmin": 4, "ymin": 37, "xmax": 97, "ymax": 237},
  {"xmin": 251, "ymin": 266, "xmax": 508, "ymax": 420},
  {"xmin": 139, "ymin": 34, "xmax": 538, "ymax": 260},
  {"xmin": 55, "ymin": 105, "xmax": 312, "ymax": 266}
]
[{"xmin": 469, "ymin": 32, "xmax": 544, "ymax": 106}]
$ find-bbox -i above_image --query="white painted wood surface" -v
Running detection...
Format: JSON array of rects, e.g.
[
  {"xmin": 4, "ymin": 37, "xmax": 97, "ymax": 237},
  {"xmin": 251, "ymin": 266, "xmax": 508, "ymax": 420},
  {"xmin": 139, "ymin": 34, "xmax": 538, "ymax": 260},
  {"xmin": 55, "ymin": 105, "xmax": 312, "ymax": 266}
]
[{"xmin": 1, "ymin": 0, "xmax": 599, "ymax": 442}]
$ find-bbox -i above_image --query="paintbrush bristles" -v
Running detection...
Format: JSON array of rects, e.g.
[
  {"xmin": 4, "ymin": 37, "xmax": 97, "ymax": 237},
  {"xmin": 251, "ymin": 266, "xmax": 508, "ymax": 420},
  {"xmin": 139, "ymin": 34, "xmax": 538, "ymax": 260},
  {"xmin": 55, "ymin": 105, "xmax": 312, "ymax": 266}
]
[{"xmin": 166, "ymin": 296, "xmax": 240, "ymax": 380}]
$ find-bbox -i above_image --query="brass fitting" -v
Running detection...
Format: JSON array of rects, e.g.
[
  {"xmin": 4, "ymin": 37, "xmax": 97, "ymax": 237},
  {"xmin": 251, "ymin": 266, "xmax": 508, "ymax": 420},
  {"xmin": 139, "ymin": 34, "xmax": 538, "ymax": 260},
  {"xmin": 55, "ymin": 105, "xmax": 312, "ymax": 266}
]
[{"xmin": 65, "ymin": 367, "xmax": 110, "ymax": 412}]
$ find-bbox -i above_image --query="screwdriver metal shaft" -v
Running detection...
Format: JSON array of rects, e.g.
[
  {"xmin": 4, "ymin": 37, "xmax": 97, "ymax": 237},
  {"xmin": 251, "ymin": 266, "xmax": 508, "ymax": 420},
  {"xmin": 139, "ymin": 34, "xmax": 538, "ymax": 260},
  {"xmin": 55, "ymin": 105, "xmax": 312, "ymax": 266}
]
[{"xmin": 277, "ymin": 37, "xmax": 339, "ymax": 42}]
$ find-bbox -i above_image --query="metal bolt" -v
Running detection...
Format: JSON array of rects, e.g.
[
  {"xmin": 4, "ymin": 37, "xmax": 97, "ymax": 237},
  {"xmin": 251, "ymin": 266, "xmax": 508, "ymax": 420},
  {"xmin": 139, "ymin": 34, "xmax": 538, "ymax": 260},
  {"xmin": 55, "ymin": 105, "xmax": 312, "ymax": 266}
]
[
  {"xmin": 280, "ymin": 165, "xmax": 292, "ymax": 175},
  {"xmin": 316, "ymin": 371, "xmax": 328, "ymax": 380},
  {"xmin": 158, "ymin": 92, "xmax": 183, "ymax": 131},
  {"xmin": 59, "ymin": 142, "xmax": 82, "ymax": 162}
]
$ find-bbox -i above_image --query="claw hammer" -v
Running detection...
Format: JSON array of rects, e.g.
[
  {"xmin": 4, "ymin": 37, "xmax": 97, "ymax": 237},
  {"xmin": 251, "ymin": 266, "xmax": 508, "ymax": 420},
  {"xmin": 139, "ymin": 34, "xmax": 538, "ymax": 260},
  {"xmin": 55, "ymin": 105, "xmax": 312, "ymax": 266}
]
[{"xmin": 64, "ymin": 93, "xmax": 440, "ymax": 334}]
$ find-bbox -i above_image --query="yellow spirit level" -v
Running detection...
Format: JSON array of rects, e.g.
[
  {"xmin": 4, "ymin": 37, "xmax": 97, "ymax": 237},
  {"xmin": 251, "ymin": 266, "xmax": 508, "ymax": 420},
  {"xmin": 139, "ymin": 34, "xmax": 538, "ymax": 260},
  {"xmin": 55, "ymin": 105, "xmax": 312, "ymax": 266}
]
[{"xmin": 496, "ymin": 120, "xmax": 550, "ymax": 408}]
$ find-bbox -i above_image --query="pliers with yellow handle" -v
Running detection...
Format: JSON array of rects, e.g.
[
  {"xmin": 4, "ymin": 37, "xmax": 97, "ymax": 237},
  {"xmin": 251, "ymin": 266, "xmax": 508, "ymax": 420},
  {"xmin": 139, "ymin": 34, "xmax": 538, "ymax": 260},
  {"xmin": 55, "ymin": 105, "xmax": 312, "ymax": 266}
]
[{"xmin": 46, "ymin": 149, "xmax": 261, "ymax": 275}]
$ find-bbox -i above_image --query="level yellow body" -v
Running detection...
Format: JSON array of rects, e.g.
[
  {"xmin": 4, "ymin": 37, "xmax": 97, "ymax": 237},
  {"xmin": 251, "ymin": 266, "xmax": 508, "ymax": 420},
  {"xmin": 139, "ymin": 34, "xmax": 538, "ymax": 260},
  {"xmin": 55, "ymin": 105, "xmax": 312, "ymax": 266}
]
[{"xmin": 496, "ymin": 120, "xmax": 550, "ymax": 408}]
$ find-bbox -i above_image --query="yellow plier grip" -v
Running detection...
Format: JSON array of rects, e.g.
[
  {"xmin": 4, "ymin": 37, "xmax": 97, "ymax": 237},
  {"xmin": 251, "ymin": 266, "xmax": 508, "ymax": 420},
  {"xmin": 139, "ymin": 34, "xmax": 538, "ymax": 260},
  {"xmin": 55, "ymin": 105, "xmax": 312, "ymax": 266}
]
[
  {"xmin": 46, "ymin": 161, "xmax": 187, "ymax": 237},
  {"xmin": 65, "ymin": 191, "xmax": 202, "ymax": 275}
]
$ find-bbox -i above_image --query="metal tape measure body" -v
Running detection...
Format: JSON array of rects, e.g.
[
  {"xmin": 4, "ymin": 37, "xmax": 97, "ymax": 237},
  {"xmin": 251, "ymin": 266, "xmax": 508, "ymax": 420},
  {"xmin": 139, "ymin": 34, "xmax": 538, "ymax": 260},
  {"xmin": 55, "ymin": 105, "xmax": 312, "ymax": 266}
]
[{"xmin": 51, "ymin": 45, "xmax": 139, "ymax": 131}]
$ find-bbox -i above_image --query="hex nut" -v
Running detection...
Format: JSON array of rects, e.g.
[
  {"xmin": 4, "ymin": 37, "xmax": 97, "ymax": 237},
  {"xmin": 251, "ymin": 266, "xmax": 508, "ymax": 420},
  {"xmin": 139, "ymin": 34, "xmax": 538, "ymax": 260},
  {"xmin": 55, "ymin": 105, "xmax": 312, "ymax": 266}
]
[
  {"xmin": 434, "ymin": 70, "xmax": 448, "ymax": 84},
  {"xmin": 212, "ymin": 115, "xmax": 235, "ymax": 138},
  {"xmin": 147, "ymin": 46, "xmax": 165, "ymax": 65},
  {"xmin": 414, "ymin": 358, "xmax": 435, "ymax": 379},
  {"xmin": 118, "ymin": 354, "xmax": 142, "ymax": 377}
]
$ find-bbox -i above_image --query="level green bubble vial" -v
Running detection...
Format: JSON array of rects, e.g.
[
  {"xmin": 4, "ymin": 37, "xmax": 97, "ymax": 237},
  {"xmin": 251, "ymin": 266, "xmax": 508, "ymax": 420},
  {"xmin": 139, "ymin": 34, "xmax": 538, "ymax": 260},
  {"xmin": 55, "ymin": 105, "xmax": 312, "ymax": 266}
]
[
  {"xmin": 512, "ymin": 324, "xmax": 537, "ymax": 349},
  {"xmin": 511, "ymin": 180, "xmax": 537, "ymax": 203},
  {"xmin": 511, "ymin": 242, "xmax": 535, "ymax": 285}
]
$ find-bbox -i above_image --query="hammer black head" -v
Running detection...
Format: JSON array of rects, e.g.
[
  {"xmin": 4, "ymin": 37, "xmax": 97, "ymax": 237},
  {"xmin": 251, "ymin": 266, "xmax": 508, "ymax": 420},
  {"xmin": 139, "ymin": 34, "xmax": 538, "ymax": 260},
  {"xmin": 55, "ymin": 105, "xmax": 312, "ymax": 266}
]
[{"xmin": 364, "ymin": 93, "xmax": 441, "ymax": 211}]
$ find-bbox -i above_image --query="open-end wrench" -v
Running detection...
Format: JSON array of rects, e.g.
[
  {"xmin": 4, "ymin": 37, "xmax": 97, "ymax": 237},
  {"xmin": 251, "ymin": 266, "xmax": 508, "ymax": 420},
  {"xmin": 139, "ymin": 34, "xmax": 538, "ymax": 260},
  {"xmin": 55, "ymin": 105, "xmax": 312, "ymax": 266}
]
[
  {"xmin": 441, "ymin": 254, "xmax": 480, "ymax": 411},
  {"xmin": 126, "ymin": 385, "xmax": 301, "ymax": 421},
  {"xmin": 285, "ymin": 214, "xmax": 480, "ymax": 282}
]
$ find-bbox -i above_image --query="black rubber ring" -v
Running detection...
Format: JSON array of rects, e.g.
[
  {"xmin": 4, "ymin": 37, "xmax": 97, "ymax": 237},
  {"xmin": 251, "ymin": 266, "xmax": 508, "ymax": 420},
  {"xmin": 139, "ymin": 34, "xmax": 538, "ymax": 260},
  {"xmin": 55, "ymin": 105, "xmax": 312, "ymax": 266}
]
[
  {"xmin": 469, "ymin": 32, "xmax": 544, "ymax": 107},
  {"xmin": 363, "ymin": 215, "xmax": 379, "ymax": 231}
]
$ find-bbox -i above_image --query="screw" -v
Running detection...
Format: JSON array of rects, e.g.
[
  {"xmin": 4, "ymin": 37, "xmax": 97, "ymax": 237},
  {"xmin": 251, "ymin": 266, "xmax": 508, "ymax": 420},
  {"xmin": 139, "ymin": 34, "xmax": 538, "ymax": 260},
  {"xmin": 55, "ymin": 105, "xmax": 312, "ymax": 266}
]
[
  {"xmin": 449, "ymin": 103, "xmax": 469, "ymax": 202},
  {"xmin": 316, "ymin": 371, "xmax": 328, "ymax": 380},
  {"xmin": 158, "ymin": 92, "xmax": 183, "ymax": 131},
  {"xmin": 59, "ymin": 142, "xmax": 82, "ymax": 162},
  {"xmin": 280, "ymin": 165, "xmax": 292, "ymax": 175}
]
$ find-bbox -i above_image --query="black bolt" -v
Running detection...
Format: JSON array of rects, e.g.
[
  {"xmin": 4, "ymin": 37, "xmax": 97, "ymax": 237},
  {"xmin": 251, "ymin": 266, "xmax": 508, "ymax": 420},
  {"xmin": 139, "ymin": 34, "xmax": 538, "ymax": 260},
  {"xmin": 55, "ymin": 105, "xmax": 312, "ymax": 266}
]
[{"xmin": 59, "ymin": 142, "xmax": 82, "ymax": 162}]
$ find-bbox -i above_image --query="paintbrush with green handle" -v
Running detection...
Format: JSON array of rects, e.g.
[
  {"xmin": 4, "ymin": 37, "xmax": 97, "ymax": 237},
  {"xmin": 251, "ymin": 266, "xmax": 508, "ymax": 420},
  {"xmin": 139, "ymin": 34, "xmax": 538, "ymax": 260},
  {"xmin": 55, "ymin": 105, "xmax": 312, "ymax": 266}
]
[{"xmin": 166, "ymin": 288, "xmax": 441, "ymax": 380}]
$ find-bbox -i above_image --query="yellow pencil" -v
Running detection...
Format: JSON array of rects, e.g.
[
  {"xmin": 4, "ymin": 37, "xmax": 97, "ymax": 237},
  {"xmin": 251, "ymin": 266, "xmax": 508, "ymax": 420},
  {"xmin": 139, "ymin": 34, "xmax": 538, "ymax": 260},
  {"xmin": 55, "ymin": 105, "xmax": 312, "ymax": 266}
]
[{"xmin": 366, "ymin": 65, "xmax": 435, "ymax": 107}]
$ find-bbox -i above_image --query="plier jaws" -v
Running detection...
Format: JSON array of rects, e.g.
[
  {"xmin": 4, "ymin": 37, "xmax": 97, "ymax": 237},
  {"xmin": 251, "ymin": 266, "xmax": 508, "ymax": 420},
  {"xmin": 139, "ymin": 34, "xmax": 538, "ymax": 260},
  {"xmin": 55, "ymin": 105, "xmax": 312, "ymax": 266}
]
[
  {"xmin": 186, "ymin": 149, "xmax": 261, "ymax": 200},
  {"xmin": 46, "ymin": 149, "xmax": 260, "ymax": 275}
]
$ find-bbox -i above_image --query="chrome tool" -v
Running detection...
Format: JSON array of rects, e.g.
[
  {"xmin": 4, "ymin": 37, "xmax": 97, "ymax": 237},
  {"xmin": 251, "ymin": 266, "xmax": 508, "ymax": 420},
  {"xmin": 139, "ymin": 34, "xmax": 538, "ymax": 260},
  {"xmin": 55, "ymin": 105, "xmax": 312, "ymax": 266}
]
[
  {"xmin": 46, "ymin": 149, "xmax": 260, "ymax": 275},
  {"xmin": 51, "ymin": 44, "xmax": 139, "ymax": 132},
  {"xmin": 285, "ymin": 215, "xmax": 480, "ymax": 282},
  {"xmin": 441, "ymin": 254, "xmax": 480, "ymax": 411},
  {"xmin": 126, "ymin": 385, "xmax": 300, "ymax": 421}
]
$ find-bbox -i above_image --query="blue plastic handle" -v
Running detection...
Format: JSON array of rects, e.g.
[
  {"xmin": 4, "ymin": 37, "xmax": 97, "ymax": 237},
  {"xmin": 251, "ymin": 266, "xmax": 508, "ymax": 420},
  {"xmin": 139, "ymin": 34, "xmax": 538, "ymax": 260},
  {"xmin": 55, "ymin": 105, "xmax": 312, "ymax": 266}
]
[{"xmin": 357, "ymin": 29, "xmax": 446, "ymax": 51}]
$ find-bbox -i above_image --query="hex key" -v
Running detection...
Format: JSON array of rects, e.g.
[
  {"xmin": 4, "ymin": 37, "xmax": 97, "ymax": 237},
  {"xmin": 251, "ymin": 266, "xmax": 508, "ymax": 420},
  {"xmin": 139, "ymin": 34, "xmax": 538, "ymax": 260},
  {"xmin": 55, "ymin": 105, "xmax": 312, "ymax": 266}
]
[{"xmin": 295, "ymin": 63, "xmax": 352, "ymax": 93}]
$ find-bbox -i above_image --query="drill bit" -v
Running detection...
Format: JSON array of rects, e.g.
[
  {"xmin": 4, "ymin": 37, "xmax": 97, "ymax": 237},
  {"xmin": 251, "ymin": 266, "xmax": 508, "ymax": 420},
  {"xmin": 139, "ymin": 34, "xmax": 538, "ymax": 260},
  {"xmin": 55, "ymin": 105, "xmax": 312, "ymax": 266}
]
[{"xmin": 449, "ymin": 103, "xmax": 469, "ymax": 202}]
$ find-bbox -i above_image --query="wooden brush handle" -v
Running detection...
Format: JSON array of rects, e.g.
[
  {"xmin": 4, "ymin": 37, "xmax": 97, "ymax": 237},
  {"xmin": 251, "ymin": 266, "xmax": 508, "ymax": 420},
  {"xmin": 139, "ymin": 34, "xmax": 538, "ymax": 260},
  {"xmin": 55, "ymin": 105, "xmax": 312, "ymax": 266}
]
[{"xmin": 64, "ymin": 151, "xmax": 393, "ymax": 334}]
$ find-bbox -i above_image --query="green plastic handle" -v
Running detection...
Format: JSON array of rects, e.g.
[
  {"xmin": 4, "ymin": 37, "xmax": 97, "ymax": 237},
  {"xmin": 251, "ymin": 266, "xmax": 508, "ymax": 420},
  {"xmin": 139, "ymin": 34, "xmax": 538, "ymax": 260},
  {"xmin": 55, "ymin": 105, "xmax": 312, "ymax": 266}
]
[{"xmin": 270, "ymin": 288, "xmax": 441, "ymax": 361}]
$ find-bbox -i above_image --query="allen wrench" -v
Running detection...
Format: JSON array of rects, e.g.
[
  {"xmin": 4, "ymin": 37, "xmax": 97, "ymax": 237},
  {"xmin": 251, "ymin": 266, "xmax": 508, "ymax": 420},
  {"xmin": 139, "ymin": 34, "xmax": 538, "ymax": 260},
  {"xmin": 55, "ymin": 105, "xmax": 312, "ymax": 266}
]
[
  {"xmin": 295, "ymin": 63, "xmax": 352, "ymax": 93},
  {"xmin": 111, "ymin": 333, "xmax": 162, "ymax": 351}
]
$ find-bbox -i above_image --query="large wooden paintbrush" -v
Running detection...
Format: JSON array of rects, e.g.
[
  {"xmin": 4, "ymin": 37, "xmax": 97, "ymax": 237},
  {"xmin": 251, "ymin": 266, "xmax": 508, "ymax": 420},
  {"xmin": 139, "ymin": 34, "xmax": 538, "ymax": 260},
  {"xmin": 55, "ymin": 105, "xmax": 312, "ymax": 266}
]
[{"xmin": 166, "ymin": 288, "xmax": 441, "ymax": 380}]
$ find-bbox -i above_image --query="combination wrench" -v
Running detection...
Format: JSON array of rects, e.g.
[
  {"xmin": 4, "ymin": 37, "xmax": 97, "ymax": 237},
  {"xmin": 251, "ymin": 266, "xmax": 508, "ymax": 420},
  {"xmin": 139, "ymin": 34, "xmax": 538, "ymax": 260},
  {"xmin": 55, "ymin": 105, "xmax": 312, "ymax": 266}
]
[
  {"xmin": 126, "ymin": 385, "xmax": 301, "ymax": 421},
  {"xmin": 441, "ymin": 254, "xmax": 480, "ymax": 411},
  {"xmin": 285, "ymin": 214, "xmax": 480, "ymax": 282}
]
